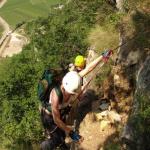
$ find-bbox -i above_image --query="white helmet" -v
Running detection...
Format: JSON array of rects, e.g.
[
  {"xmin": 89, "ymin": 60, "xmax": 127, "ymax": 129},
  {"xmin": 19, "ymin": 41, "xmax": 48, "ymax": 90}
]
[{"xmin": 62, "ymin": 71, "xmax": 82, "ymax": 94}]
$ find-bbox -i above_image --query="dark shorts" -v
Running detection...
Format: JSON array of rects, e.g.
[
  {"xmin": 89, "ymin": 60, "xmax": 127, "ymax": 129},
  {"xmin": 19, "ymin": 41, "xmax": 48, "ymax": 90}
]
[
  {"xmin": 40, "ymin": 109, "xmax": 67, "ymax": 150},
  {"xmin": 40, "ymin": 130, "xmax": 67, "ymax": 150}
]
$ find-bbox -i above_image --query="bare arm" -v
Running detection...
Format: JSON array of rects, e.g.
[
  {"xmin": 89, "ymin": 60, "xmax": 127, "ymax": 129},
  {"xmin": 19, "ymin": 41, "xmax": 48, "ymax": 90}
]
[
  {"xmin": 79, "ymin": 55, "xmax": 103, "ymax": 77},
  {"xmin": 50, "ymin": 89, "xmax": 72, "ymax": 134}
]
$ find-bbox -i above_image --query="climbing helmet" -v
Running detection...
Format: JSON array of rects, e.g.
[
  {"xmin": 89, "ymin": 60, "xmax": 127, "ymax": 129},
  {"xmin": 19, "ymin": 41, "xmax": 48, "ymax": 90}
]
[{"xmin": 62, "ymin": 71, "xmax": 82, "ymax": 94}]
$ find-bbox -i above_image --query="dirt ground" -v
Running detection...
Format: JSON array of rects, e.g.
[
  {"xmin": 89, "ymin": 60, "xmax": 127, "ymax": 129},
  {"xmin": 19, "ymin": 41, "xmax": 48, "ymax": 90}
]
[
  {"xmin": 67, "ymin": 88, "xmax": 125, "ymax": 150},
  {"xmin": 0, "ymin": 32, "xmax": 27, "ymax": 57},
  {"xmin": 0, "ymin": 0, "xmax": 27, "ymax": 58}
]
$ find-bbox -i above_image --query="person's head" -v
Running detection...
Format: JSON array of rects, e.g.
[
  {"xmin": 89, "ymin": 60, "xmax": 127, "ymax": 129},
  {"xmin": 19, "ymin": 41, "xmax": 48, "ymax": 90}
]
[
  {"xmin": 62, "ymin": 71, "xmax": 82, "ymax": 95},
  {"xmin": 74, "ymin": 55, "xmax": 86, "ymax": 71}
]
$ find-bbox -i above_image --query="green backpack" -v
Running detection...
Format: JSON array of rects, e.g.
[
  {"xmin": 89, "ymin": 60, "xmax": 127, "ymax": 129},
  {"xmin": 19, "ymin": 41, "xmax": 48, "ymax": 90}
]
[{"xmin": 37, "ymin": 69, "xmax": 65, "ymax": 109}]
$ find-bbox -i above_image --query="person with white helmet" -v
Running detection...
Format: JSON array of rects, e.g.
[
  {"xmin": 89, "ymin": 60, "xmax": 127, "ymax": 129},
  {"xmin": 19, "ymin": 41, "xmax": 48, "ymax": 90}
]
[
  {"xmin": 40, "ymin": 71, "xmax": 83, "ymax": 150},
  {"xmin": 40, "ymin": 50, "xmax": 112, "ymax": 150}
]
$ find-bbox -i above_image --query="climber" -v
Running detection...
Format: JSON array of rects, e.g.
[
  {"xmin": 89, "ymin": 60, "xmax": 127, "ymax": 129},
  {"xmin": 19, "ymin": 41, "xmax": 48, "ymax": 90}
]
[
  {"xmin": 40, "ymin": 49, "xmax": 112, "ymax": 150},
  {"xmin": 79, "ymin": 49, "xmax": 112, "ymax": 77},
  {"xmin": 40, "ymin": 71, "xmax": 83, "ymax": 150},
  {"xmin": 69, "ymin": 55, "xmax": 86, "ymax": 72}
]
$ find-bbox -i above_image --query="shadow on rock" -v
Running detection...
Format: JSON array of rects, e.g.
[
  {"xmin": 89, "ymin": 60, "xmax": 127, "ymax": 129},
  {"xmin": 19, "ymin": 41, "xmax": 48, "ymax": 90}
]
[{"xmin": 76, "ymin": 89, "xmax": 98, "ymax": 129}]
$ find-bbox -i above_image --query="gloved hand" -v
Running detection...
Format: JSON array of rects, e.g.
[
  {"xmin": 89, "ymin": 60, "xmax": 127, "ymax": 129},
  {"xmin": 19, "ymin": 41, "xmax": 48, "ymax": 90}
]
[
  {"xmin": 69, "ymin": 130, "xmax": 81, "ymax": 142},
  {"xmin": 101, "ymin": 49, "xmax": 113, "ymax": 62}
]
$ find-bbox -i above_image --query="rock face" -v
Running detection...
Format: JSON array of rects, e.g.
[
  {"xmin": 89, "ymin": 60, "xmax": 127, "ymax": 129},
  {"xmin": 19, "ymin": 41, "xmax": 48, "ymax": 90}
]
[
  {"xmin": 137, "ymin": 57, "xmax": 150, "ymax": 94},
  {"xmin": 121, "ymin": 57, "xmax": 150, "ymax": 150},
  {"xmin": 112, "ymin": 5, "xmax": 150, "ymax": 148},
  {"xmin": 115, "ymin": 8, "xmax": 150, "ymax": 147},
  {"xmin": 116, "ymin": 0, "xmax": 124, "ymax": 12},
  {"xmin": 107, "ymin": 0, "xmax": 124, "ymax": 12}
]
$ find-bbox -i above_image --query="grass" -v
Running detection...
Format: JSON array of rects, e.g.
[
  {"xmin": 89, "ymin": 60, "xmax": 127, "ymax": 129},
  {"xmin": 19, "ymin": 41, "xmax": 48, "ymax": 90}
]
[
  {"xmin": 87, "ymin": 25, "xmax": 119, "ymax": 53},
  {"xmin": 105, "ymin": 143, "xmax": 120, "ymax": 150},
  {"xmin": 0, "ymin": 25, "xmax": 3, "ymax": 37},
  {"xmin": 0, "ymin": 0, "xmax": 61, "ymax": 28}
]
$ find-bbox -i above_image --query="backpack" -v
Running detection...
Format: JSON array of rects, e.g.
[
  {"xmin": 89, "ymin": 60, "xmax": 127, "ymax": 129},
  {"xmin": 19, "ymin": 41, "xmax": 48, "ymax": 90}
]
[{"xmin": 37, "ymin": 69, "xmax": 66, "ymax": 109}]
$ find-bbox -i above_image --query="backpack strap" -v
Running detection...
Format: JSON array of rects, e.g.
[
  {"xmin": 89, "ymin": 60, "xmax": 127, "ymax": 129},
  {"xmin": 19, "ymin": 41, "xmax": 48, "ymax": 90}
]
[
  {"xmin": 43, "ymin": 86, "xmax": 63, "ymax": 112},
  {"xmin": 54, "ymin": 85, "xmax": 63, "ymax": 104}
]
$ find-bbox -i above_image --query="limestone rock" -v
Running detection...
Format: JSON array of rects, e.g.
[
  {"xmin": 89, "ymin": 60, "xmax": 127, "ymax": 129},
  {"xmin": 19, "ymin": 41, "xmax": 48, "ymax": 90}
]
[
  {"xmin": 108, "ymin": 110, "xmax": 121, "ymax": 123},
  {"xmin": 100, "ymin": 120, "xmax": 110, "ymax": 131}
]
